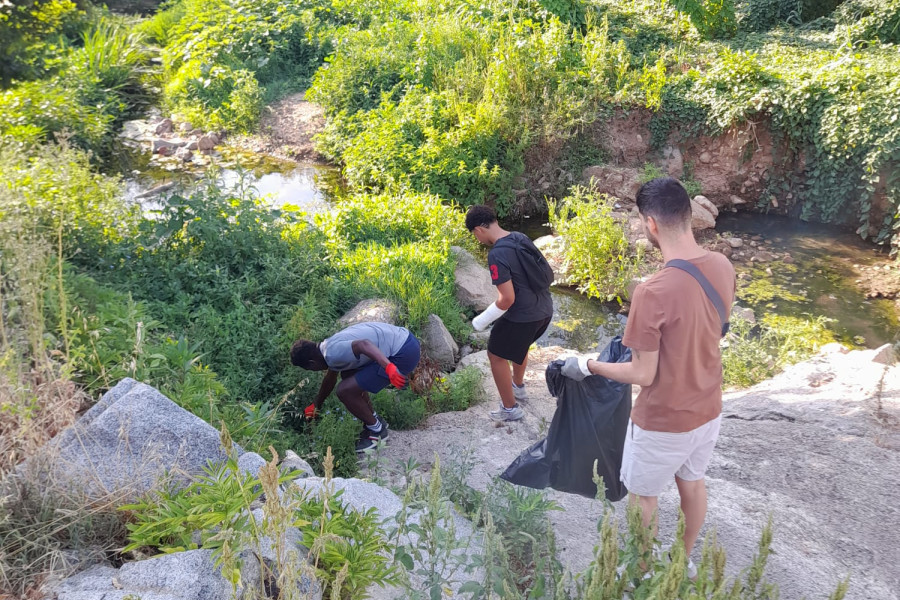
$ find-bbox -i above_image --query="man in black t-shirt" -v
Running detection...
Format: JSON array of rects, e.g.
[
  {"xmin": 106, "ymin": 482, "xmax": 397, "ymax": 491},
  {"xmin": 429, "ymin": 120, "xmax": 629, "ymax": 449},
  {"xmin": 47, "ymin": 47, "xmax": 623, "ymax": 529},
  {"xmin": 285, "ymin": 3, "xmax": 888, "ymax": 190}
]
[{"xmin": 465, "ymin": 205, "xmax": 553, "ymax": 422}]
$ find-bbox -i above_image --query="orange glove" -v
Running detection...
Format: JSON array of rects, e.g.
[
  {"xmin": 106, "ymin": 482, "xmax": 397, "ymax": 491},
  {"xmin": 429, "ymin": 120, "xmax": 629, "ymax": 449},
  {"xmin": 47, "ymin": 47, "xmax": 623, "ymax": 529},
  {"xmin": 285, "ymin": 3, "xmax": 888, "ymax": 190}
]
[
  {"xmin": 304, "ymin": 403, "xmax": 319, "ymax": 420},
  {"xmin": 385, "ymin": 363, "xmax": 407, "ymax": 388}
]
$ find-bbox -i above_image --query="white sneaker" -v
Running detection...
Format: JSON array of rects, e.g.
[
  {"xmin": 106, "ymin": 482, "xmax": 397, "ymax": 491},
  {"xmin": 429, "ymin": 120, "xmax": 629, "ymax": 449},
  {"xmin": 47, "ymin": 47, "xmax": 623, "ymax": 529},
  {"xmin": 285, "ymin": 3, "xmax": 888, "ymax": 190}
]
[
  {"xmin": 687, "ymin": 559, "xmax": 697, "ymax": 579},
  {"xmin": 490, "ymin": 404, "xmax": 524, "ymax": 421},
  {"xmin": 512, "ymin": 382, "xmax": 527, "ymax": 402}
]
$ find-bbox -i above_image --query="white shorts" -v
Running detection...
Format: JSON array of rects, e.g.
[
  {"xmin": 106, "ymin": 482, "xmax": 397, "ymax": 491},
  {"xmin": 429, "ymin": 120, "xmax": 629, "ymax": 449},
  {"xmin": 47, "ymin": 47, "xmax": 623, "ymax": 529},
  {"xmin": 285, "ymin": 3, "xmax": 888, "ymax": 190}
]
[{"xmin": 620, "ymin": 415, "xmax": 722, "ymax": 497}]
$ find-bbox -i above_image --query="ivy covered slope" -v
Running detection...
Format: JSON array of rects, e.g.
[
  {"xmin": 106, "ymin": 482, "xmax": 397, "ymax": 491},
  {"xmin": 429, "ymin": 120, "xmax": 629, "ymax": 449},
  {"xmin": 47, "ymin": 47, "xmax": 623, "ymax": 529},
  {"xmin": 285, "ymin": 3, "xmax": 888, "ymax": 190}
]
[{"xmin": 145, "ymin": 0, "xmax": 900, "ymax": 244}]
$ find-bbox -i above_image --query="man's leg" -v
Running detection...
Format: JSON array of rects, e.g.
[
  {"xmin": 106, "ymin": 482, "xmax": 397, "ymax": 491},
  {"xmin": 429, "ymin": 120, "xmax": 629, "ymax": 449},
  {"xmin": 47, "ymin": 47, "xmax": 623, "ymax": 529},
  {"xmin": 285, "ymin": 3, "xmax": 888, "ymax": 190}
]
[
  {"xmin": 336, "ymin": 376, "xmax": 376, "ymax": 426},
  {"xmin": 488, "ymin": 351, "xmax": 516, "ymax": 409},
  {"xmin": 675, "ymin": 476, "xmax": 707, "ymax": 557},
  {"xmin": 630, "ymin": 493, "xmax": 659, "ymax": 535},
  {"xmin": 511, "ymin": 353, "xmax": 528, "ymax": 388}
]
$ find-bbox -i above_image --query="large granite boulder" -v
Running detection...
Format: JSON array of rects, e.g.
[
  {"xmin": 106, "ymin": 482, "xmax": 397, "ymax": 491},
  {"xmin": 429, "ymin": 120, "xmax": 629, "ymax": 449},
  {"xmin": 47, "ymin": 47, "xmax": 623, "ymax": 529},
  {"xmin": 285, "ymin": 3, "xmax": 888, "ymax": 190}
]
[
  {"xmin": 45, "ymin": 549, "xmax": 262, "ymax": 600},
  {"xmin": 337, "ymin": 298, "xmax": 400, "ymax": 327},
  {"xmin": 690, "ymin": 199, "xmax": 717, "ymax": 230},
  {"xmin": 423, "ymin": 314, "xmax": 459, "ymax": 371},
  {"xmin": 33, "ymin": 378, "xmax": 239, "ymax": 502},
  {"xmin": 450, "ymin": 246, "xmax": 495, "ymax": 311}
]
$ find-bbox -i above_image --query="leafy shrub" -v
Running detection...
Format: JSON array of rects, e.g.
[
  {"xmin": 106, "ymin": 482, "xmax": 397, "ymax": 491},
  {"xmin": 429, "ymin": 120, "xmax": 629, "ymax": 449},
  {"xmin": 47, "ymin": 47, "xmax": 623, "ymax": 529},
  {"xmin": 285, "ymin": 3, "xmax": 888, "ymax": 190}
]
[
  {"xmin": 427, "ymin": 366, "xmax": 483, "ymax": 413},
  {"xmin": 0, "ymin": 0, "xmax": 88, "ymax": 84},
  {"xmin": 836, "ymin": 0, "xmax": 900, "ymax": 44},
  {"xmin": 372, "ymin": 388, "xmax": 427, "ymax": 430},
  {"xmin": 548, "ymin": 186, "xmax": 642, "ymax": 301},
  {"xmin": 670, "ymin": 0, "xmax": 737, "ymax": 38},
  {"xmin": 164, "ymin": 60, "xmax": 263, "ymax": 131}
]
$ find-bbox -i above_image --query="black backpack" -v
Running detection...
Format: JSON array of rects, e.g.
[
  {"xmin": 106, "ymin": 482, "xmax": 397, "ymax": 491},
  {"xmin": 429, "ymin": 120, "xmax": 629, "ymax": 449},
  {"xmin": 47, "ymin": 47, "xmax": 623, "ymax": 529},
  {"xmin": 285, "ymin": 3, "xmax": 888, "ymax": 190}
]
[{"xmin": 496, "ymin": 234, "xmax": 554, "ymax": 291}]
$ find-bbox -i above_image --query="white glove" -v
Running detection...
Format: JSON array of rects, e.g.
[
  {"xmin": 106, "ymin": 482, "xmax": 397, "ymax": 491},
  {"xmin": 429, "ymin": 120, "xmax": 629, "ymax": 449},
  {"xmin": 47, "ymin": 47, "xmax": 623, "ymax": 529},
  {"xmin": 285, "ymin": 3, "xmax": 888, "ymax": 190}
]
[
  {"xmin": 472, "ymin": 302, "xmax": 508, "ymax": 331},
  {"xmin": 561, "ymin": 356, "xmax": 592, "ymax": 381}
]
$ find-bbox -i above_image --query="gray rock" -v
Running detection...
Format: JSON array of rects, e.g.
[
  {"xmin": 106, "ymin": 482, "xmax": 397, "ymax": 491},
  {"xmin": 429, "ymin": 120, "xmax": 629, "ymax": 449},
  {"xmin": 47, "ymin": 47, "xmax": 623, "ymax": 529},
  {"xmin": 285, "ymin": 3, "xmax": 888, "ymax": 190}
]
[
  {"xmin": 151, "ymin": 138, "xmax": 186, "ymax": 153},
  {"xmin": 154, "ymin": 118, "xmax": 173, "ymax": 135},
  {"xmin": 731, "ymin": 305, "xmax": 756, "ymax": 324},
  {"xmin": 187, "ymin": 140, "xmax": 199, "ymax": 151},
  {"xmin": 692, "ymin": 195, "xmax": 719, "ymax": 218},
  {"xmin": 281, "ymin": 449, "xmax": 315, "ymax": 478},
  {"xmin": 249, "ymin": 508, "xmax": 311, "ymax": 565},
  {"xmin": 690, "ymin": 200, "xmax": 716, "ymax": 230},
  {"xmin": 47, "ymin": 549, "xmax": 260, "ymax": 600},
  {"xmin": 533, "ymin": 235, "xmax": 567, "ymax": 282},
  {"xmin": 582, "ymin": 165, "xmax": 642, "ymax": 201},
  {"xmin": 459, "ymin": 344, "xmax": 474, "ymax": 360},
  {"xmin": 660, "ymin": 145, "xmax": 684, "ymax": 178},
  {"xmin": 34, "ymin": 379, "xmax": 240, "ymax": 502},
  {"xmin": 450, "ymin": 247, "xmax": 495, "ymax": 311},
  {"xmin": 729, "ymin": 194, "xmax": 747, "ymax": 205},
  {"xmin": 295, "ymin": 477, "xmax": 403, "ymax": 516},
  {"xmin": 337, "ymin": 298, "xmax": 400, "ymax": 327},
  {"xmin": 198, "ymin": 135, "xmax": 216, "ymax": 152},
  {"xmin": 699, "ymin": 151, "xmax": 712, "ymax": 164},
  {"xmin": 634, "ymin": 237, "xmax": 654, "ymax": 252},
  {"xmin": 175, "ymin": 147, "xmax": 193, "ymax": 162},
  {"xmin": 177, "ymin": 121, "xmax": 193, "ymax": 133},
  {"xmin": 190, "ymin": 128, "xmax": 204, "ymax": 137},
  {"xmin": 237, "ymin": 451, "xmax": 267, "ymax": 479},
  {"xmin": 872, "ymin": 343, "xmax": 896, "ymax": 365},
  {"xmin": 423, "ymin": 314, "xmax": 459, "ymax": 371},
  {"xmin": 726, "ymin": 237, "xmax": 744, "ymax": 248}
]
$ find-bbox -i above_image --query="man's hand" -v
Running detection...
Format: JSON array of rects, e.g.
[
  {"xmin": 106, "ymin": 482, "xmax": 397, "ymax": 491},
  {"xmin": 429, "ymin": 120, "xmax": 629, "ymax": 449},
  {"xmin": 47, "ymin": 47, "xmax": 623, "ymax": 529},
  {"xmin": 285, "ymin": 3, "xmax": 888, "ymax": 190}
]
[
  {"xmin": 561, "ymin": 356, "xmax": 592, "ymax": 381},
  {"xmin": 385, "ymin": 363, "xmax": 407, "ymax": 388},
  {"xmin": 303, "ymin": 403, "xmax": 319, "ymax": 420}
]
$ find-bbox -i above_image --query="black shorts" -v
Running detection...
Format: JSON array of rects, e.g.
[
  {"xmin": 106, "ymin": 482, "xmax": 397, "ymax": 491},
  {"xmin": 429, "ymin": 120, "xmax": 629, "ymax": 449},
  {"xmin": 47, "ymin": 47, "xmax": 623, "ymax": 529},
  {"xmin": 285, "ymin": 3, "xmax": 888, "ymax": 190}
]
[{"xmin": 487, "ymin": 316, "xmax": 551, "ymax": 365}]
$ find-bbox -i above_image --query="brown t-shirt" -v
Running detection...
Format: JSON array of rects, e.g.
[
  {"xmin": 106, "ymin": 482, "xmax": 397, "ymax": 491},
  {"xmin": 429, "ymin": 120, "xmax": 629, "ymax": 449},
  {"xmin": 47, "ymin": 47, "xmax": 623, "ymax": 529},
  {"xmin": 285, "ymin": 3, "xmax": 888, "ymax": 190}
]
[{"xmin": 623, "ymin": 252, "xmax": 736, "ymax": 433}]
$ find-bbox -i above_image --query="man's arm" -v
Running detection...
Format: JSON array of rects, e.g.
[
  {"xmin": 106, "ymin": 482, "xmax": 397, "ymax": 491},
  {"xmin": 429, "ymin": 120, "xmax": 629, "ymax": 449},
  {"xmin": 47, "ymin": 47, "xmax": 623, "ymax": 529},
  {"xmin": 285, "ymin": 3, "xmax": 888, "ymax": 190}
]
[
  {"xmin": 495, "ymin": 280, "xmax": 515, "ymax": 310},
  {"xmin": 313, "ymin": 369, "xmax": 339, "ymax": 408},
  {"xmin": 585, "ymin": 348, "xmax": 659, "ymax": 387},
  {"xmin": 350, "ymin": 339, "xmax": 391, "ymax": 368}
]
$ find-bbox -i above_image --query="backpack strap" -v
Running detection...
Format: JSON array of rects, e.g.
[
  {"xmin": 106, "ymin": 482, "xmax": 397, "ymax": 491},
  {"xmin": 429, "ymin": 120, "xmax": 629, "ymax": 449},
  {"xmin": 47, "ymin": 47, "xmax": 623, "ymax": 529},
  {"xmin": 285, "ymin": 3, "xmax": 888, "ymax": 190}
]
[{"xmin": 665, "ymin": 259, "xmax": 730, "ymax": 337}]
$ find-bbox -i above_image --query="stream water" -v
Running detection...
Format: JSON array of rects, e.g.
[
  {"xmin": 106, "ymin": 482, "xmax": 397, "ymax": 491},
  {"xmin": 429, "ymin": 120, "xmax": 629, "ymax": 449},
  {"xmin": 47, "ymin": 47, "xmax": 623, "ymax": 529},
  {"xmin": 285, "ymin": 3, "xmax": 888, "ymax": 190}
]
[{"xmin": 123, "ymin": 152, "xmax": 898, "ymax": 352}]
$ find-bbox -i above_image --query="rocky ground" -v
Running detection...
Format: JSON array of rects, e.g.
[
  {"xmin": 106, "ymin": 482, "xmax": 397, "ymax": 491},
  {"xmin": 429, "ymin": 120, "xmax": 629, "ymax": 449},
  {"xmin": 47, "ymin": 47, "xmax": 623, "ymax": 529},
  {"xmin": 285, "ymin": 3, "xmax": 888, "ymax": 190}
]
[
  {"xmin": 228, "ymin": 92, "xmax": 325, "ymax": 162},
  {"xmin": 370, "ymin": 344, "xmax": 900, "ymax": 600}
]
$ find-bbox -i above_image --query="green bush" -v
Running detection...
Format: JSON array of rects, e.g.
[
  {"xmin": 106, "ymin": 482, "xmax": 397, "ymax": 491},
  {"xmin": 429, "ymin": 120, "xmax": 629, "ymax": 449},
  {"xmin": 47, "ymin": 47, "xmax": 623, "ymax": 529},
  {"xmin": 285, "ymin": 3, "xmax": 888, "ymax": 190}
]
[
  {"xmin": 0, "ymin": 0, "xmax": 88, "ymax": 84},
  {"xmin": 372, "ymin": 388, "xmax": 427, "ymax": 430},
  {"xmin": 428, "ymin": 366, "xmax": 484, "ymax": 413},
  {"xmin": 548, "ymin": 186, "xmax": 642, "ymax": 302},
  {"xmin": 164, "ymin": 60, "xmax": 263, "ymax": 131}
]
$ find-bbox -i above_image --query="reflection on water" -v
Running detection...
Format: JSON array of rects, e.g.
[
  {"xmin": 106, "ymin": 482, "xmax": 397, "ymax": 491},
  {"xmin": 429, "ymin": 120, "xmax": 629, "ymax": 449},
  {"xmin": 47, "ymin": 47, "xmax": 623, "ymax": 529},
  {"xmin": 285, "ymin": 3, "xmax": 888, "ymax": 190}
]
[
  {"xmin": 717, "ymin": 213, "xmax": 898, "ymax": 348},
  {"xmin": 121, "ymin": 145, "xmax": 340, "ymax": 215}
]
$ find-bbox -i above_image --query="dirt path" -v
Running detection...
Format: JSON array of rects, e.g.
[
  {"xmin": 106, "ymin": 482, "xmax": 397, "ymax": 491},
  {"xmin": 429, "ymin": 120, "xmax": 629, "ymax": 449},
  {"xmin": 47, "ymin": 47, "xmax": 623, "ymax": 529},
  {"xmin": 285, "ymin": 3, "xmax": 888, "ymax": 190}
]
[
  {"xmin": 228, "ymin": 92, "xmax": 325, "ymax": 161},
  {"xmin": 371, "ymin": 346, "xmax": 900, "ymax": 600}
]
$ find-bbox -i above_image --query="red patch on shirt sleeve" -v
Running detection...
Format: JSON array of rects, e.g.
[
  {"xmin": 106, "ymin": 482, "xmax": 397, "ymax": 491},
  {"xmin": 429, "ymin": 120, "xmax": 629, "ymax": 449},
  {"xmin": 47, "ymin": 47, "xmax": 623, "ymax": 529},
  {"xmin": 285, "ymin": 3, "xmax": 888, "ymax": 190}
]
[{"xmin": 490, "ymin": 264, "xmax": 499, "ymax": 280}]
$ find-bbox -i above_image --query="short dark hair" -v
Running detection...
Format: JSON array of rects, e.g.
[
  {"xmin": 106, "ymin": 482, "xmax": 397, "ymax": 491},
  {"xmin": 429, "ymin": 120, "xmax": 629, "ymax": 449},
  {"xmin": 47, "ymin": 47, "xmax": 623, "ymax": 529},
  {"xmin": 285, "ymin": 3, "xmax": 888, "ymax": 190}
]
[
  {"xmin": 635, "ymin": 177, "xmax": 692, "ymax": 229},
  {"xmin": 465, "ymin": 205, "xmax": 497, "ymax": 231},
  {"xmin": 290, "ymin": 339, "xmax": 323, "ymax": 369}
]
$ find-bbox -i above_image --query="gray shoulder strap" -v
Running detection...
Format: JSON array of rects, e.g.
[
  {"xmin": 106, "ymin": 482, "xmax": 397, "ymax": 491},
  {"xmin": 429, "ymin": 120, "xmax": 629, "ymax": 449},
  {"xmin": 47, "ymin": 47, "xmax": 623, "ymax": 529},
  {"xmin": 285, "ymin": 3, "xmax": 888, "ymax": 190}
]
[{"xmin": 665, "ymin": 259, "xmax": 730, "ymax": 337}]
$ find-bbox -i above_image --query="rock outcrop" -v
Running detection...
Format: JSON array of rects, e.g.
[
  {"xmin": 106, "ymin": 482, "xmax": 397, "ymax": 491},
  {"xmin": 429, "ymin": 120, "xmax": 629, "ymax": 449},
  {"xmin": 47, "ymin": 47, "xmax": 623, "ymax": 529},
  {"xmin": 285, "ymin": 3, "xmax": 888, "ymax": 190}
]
[
  {"xmin": 451, "ymin": 246, "xmax": 495, "ymax": 311},
  {"xmin": 27, "ymin": 378, "xmax": 239, "ymax": 502},
  {"xmin": 422, "ymin": 314, "xmax": 459, "ymax": 371},
  {"xmin": 336, "ymin": 298, "xmax": 400, "ymax": 327}
]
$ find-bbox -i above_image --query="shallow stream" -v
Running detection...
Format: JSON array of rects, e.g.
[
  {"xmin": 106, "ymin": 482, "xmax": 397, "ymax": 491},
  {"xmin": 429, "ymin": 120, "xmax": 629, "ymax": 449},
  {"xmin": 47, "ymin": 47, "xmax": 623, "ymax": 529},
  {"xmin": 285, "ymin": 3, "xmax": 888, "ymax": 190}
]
[{"xmin": 123, "ymin": 151, "xmax": 898, "ymax": 352}]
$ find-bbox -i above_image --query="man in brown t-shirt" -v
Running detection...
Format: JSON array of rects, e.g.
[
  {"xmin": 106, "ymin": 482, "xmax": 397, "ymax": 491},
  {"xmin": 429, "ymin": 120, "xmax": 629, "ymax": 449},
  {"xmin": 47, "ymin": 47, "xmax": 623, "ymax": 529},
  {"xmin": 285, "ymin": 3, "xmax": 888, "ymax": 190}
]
[{"xmin": 561, "ymin": 177, "xmax": 735, "ymax": 569}]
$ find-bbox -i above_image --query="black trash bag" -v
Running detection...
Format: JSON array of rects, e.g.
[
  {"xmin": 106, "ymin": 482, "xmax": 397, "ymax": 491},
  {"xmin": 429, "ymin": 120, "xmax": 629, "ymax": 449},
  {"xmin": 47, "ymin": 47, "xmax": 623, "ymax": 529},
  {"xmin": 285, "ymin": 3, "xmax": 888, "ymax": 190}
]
[{"xmin": 500, "ymin": 336, "xmax": 632, "ymax": 501}]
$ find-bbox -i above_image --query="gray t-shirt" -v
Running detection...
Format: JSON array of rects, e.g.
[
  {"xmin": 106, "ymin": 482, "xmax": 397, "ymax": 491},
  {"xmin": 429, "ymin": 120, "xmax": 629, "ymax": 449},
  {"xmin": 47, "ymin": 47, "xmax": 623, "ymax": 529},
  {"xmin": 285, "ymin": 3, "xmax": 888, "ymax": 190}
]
[{"xmin": 320, "ymin": 322, "xmax": 411, "ymax": 372}]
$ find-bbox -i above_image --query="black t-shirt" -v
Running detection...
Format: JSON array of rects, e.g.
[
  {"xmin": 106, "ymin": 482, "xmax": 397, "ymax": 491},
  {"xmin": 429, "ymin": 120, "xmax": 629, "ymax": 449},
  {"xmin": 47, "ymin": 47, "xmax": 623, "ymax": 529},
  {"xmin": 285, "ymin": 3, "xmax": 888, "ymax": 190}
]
[{"xmin": 488, "ymin": 232, "xmax": 554, "ymax": 323}]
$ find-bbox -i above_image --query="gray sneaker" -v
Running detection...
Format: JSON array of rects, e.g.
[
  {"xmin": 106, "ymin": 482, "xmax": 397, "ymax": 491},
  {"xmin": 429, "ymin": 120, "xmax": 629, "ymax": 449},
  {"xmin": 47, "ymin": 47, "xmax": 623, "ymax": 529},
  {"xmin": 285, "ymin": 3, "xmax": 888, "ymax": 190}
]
[
  {"xmin": 490, "ymin": 404, "xmax": 524, "ymax": 421},
  {"xmin": 512, "ymin": 383, "xmax": 528, "ymax": 402}
]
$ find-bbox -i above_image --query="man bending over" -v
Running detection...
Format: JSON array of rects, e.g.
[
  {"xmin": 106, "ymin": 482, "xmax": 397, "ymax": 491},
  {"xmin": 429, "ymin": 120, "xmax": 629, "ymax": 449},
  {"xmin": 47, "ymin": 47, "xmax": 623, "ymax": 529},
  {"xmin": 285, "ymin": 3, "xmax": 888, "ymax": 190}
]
[{"xmin": 291, "ymin": 322, "xmax": 421, "ymax": 453}]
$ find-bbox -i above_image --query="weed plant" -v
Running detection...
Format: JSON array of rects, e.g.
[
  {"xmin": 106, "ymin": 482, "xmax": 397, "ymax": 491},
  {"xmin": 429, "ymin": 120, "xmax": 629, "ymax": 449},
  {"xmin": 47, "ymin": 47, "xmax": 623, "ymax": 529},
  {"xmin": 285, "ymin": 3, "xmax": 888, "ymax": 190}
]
[
  {"xmin": 722, "ymin": 314, "xmax": 835, "ymax": 387},
  {"xmin": 548, "ymin": 186, "xmax": 643, "ymax": 302}
]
